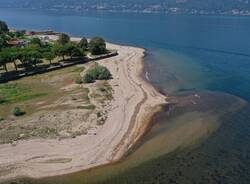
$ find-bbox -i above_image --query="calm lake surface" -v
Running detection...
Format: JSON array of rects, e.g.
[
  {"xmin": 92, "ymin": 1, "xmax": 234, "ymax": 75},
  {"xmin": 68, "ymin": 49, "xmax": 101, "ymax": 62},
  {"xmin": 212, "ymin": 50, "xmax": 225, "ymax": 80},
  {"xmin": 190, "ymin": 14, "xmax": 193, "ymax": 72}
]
[{"xmin": 1, "ymin": 9, "xmax": 250, "ymax": 184}]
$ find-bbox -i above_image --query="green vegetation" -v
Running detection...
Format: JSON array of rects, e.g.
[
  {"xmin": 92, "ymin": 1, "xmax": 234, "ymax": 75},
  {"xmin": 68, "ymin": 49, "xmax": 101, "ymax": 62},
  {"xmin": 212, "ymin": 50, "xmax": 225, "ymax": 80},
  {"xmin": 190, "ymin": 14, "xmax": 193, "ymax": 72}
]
[
  {"xmin": 30, "ymin": 37, "xmax": 42, "ymax": 47},
  {"xmin": 78, "ymin": 37, "xmax": 88, "ymax": 51},
  {"xmin": 0, "ymin": 20, "xmax": 8, "ymax": 33},
  {"xmin": 89, "ymin": 37, "xmax": 107, "ymax": 55},
  {"xmin": 75, "ymin": 76, "xmax": 83, "ymax": 84},
  {"xmin": 0, "ymin": 83, "xmax": 47, "ymax": 104},
  {"xmin": 0, "ymin": 21, "xmax": 113, "ymax": 144},
  {"xmin": 99, "ymin": 82, "xmax": 113, "ymax": 101},
  {"xmin": 11, "ymin": 106, "xmax": 25, "ymax": 116},
  {"xmin": 0, "ymin": 20, "xmax": 108, "ymax": 78},
  {"xmin": 53, "ymin": 43, "xmax": 83, "ymax": 60},
  {"xmin": 82, "ymin": 88, "xmax": 90, "ymax": 103},
  {"xmin": 83, "ymin": 64, "xmax": 111, "ymax": 83},
  {"xmin": 77, "ymin": 104, "xmax": 96, "ymax": 110},
  {"xmin": 58, "ymin": 33, "xmax": 70, "ymax": 45},
  {"xmin": 43, "ymin": 51, "xmax": 55, "ymax": 65}
]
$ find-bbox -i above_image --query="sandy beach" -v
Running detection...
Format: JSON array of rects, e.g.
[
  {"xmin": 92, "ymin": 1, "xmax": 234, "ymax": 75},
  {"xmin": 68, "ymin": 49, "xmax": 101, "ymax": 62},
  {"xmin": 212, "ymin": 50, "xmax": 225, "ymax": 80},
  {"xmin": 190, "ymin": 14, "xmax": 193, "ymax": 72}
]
[{"xmin": 0, "ymin": 40, "xmax": 167, "ymax": 181}]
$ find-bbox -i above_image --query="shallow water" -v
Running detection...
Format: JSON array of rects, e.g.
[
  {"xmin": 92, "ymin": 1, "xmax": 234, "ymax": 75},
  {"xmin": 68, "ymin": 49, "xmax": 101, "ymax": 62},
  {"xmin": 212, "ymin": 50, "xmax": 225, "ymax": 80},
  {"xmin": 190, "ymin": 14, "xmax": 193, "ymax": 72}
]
[
  {"xmin": 1, "ymin": 9, "xmax": 250, "ymax": 184},
  {"xmin": 10, "ymin": 91, "xmax": 245, "ymax": 184}
]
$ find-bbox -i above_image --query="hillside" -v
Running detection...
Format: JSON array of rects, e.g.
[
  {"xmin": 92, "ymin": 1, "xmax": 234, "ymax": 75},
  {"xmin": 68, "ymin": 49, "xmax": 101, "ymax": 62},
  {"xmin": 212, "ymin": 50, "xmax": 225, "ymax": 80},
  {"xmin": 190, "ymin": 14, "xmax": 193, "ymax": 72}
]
[{"xmin": 0, "ymin": 0, "xmax": 250, "ymax": 15}]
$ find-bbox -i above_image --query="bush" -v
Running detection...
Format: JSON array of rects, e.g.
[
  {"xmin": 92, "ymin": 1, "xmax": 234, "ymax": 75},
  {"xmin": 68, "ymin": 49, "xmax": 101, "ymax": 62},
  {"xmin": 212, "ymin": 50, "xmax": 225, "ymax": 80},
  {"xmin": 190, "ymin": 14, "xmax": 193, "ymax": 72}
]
[
  {"xmin": 12, "ymin": 107, "xmax": 25, "ymax": 116},
  {"xmin": 83, "ymin": 73, "xmax": 94, "ymax": 83},
  {"xmin": 83, "ymin": 65, "xmax": 111, "ymax": 83},
  {"xmin": 96, "ymin": 66, "xmax": 112, "ymax": 80}
]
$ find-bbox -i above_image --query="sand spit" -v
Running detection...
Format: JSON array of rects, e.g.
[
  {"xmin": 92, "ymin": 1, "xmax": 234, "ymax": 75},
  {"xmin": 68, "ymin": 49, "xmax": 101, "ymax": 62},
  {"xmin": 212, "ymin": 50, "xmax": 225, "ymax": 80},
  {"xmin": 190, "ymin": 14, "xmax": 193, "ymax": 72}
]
[{"xmin": 0, "ymin": 40, "xmax": 167, "ymax": 181}]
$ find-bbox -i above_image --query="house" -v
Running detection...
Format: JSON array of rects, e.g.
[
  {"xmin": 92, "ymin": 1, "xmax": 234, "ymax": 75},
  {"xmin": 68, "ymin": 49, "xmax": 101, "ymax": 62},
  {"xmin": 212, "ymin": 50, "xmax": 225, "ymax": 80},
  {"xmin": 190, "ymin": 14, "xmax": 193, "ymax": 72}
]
[{"xmin": 7, "ymin": 40, "xmax": 29, "ymax": 47}]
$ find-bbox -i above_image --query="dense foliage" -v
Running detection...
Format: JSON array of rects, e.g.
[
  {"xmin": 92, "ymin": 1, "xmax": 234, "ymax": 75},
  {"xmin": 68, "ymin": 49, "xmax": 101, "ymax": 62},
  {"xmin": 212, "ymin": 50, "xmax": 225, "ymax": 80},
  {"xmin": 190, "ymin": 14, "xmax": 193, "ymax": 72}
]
[
  {"xmin": 89, "ymin": 37, "xmax": 107, "ymax": 55},
  {"xmin": 0, "ymin": 20, "xmax": 9, "ymax": 33},
  {"xmin": 0, "ymin": 21, "xmax": 108, "ymax": 75},
  {"xmin": 58, "ymin": 33, "xmax": 70, "ymax": 45},
  {"xmin": 78, "ymin": 37, "xmax": 88, "ymax": 51},
  {"xmin": 83, "ymin": 65, "xmax": 111, "ymax": 83}
]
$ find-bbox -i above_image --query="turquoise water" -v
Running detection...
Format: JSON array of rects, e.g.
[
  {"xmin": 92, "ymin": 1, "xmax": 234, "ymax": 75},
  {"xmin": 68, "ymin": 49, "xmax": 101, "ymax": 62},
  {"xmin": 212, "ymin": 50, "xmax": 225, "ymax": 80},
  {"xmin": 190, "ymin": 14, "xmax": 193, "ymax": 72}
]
[{"xmin": 1, "ymin": 9, "xmax": 250, "ymax": 183}]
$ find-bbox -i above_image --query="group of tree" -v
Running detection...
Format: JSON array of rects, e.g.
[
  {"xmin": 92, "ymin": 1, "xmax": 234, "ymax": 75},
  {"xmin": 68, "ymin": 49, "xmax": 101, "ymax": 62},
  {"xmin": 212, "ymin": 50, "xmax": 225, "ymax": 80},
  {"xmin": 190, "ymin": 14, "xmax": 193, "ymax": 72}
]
[
  {"xmin": 1, "ymin": 20, "xmax": 26, "ymax": 51},
  {"xmin": 0, "ymin": 38, "xmax": 83, "ymax": 72},
  {"xmin": 0, "ymin": 20, "xmax": 108, "ymax": 74},
  {"xmin": 56, "ymin": 33, "xmax": 107, "ymax": 55}
]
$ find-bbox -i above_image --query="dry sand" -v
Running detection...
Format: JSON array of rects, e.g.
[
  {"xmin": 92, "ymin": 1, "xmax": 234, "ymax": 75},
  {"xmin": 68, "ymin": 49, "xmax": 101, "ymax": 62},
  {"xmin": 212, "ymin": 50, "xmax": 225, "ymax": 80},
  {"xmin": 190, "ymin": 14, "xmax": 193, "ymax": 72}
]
[{"xmin": 0, "ymin": 40, "xmax": 167, "ymax": 181}]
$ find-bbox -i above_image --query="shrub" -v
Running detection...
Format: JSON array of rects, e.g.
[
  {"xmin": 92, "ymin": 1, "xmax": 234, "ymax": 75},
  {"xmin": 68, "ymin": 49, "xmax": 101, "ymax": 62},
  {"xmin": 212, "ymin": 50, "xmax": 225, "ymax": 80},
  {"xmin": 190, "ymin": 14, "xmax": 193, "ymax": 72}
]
[
  {"xmin": 83, "ymin": 73, "xmax": 94, "ymax": 83},
  {"xmin": 83, "ymin": 65, "xmax": 111, "ymax": 83},
  {"xmin": 96, "ymin": 66, "xmax": 111, "ymax": 80},
  {"xmin": 12, "ymin": 107, "xmax": 25, "ymax": 116},
  {"xmin": 77, "ymin": 104, "xmax": 96, "ymax": 110}
]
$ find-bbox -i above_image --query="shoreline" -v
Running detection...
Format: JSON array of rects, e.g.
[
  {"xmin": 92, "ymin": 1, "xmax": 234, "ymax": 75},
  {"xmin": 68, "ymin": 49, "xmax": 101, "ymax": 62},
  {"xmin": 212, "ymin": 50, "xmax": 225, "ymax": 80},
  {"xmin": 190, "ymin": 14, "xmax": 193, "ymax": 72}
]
[{"xmin": 0, "ymin": 39, "xmax": 167, "ymax": 182}]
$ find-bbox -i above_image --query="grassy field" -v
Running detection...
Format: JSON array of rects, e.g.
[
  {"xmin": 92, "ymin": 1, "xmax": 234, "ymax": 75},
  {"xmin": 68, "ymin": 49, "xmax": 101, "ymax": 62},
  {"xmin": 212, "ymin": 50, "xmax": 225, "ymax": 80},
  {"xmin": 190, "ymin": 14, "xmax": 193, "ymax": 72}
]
[
  {"xmin": 0, "ymin": 64, "xmax": 93, "ymax": 143},
  {"xmin": 0, "ymin": 59, "xmax": 113, "ymax": 144},
  {"xmin": 0, "ymin": 83, "xmax": 48, "ymax": 105}
]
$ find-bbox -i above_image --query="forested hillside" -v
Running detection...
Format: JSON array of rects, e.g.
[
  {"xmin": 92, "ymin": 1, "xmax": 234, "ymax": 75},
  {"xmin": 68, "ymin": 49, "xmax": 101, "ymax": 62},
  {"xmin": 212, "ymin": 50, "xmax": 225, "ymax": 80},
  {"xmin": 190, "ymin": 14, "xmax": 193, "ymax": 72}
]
[{"xmin": 0, "ymin": 0, "xmax": 250, "ymax": 15}]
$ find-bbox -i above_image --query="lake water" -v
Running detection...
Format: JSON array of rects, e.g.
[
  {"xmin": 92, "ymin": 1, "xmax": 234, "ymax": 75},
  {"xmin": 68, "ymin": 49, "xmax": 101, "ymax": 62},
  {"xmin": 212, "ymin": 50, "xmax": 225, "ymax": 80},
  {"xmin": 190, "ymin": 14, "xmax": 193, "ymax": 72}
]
[{"xmin": 1, "ymin": 9, "xmax": 250, "ymax": 184}]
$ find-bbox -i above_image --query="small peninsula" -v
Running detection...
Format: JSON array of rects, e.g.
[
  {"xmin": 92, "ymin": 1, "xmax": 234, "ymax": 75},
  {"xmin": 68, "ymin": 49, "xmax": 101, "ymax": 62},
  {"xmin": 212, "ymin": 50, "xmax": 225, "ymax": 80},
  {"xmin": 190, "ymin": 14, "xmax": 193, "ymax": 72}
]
[{"xmin": 0, "ymin": 21, "xmax": 166, "ymax": 181}]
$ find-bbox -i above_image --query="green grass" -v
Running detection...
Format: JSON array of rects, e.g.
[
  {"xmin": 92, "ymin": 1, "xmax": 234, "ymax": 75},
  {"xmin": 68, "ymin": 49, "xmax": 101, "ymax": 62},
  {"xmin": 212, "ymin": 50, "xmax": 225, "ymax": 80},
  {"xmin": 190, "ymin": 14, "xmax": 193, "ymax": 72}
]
[
  {"xmin": 0, "ymin": 83, "xmax": 48, "ymax": 104},
  {"xmin": 82, "ymin": 88, "xmax": 90, "ymax": 102},
  {"xmin": 70, "ymin": 66, "xmax": 85, "ymax": 73},
  {"xmin": 77, "ymin": 104, "xmax": 96, "ymax": 110}
]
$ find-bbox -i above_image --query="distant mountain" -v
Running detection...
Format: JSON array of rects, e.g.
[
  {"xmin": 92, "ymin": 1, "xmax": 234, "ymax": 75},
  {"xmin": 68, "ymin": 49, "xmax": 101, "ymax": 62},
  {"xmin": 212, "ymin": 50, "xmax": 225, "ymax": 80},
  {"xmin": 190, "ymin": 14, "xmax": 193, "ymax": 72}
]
[{"xmin": 1, "ymin": 0, "xmax": 250, "ymax": 15}]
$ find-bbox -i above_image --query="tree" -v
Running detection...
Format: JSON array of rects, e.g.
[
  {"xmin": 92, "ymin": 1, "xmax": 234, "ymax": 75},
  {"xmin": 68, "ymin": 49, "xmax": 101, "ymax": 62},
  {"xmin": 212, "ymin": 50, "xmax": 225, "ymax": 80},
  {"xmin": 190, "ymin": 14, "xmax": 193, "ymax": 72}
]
[
  {"xmin": 53, "ymin": 44, "xmax": 67, "ymax": 61},
  {"xmin": 0, "ymin": 51, "xmax": 12, "ymax": 72},
  {"xmin": 30, "ymin": 37, "xmax": 42, "ymax": 47},
  {"xmin": 0, "ymin": 50, "xmax": 19, "ymax": 72},
  {"xmin": 9, "ymin": 51, "xmax": 19, "ymax": 71},
  {"xmin": 27, "ymin": 50, "xmax": 42, "ymax": 67},
  {"xmin": 43, "ymin": 52, "xmax": 55, "ymax": 65},
  {"xmin": 0, "ymin": 37, "xmax": 7, "ymax": 50},
  {"xmin": 57, "ymin": 33, "xmax": 70, "ymax": 45},
  {"xmin": 78, "ymin": 37, "xmax": 88, "ymax": 50},
  {"xmin": 65, "ymin": 43, "xmax": 83, "ymax": 59},
  {"xmin": 89, "ymin": 37, "xmax": 107, "ymax": 55},
  {"xmin": 0, "ymin": 54, "xmax": 8, "ymax": 72},
  {"xmin": 0, "ymin": 20, "xmax": 9, "ymax": 33}
]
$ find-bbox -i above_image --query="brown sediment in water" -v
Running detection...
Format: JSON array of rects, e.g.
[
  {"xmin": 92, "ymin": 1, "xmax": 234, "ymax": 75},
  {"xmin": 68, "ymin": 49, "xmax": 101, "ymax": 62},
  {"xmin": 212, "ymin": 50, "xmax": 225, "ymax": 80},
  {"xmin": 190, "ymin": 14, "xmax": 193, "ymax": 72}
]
[{"xmin": 28, "ymin": 91, "xmax": 247, "ymax": 184}]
